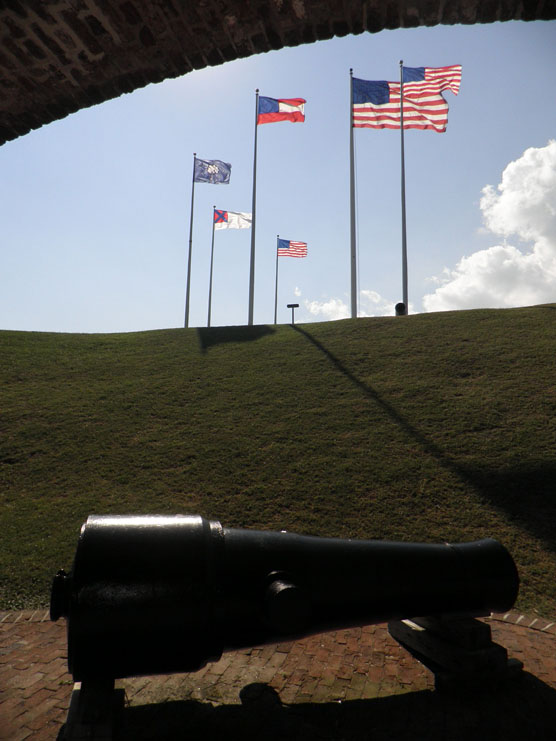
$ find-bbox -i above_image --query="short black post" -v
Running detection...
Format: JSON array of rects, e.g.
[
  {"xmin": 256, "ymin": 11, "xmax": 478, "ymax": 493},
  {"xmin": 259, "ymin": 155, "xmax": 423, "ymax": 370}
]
[{"xmin": 287, "ymin": 303, "xmax": 299, "ymax": 325}]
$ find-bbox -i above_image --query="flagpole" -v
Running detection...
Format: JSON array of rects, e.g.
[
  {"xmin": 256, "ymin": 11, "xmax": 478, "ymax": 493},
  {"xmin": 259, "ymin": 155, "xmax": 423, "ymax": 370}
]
[
  {"xmin": 400, "ymin": 60, "xmax": 408, "ymax": 313},
  {"xmin": 274, "ymin": 235, "xmax": 279, "ymax": 325},
  {"xmin": 207, "ymin": 206, "xmax": 216, "ymax": 328},
  {"xmin": 349, "ymin": 69, "xmax": 357, "ymax": 319},
  {"xmin": 248, "ymin": 89, "xmax": 259, "ymax": 326},
  {"xmin": 184, "ymin": 152, "xmax": 196, "ymax": 328}
]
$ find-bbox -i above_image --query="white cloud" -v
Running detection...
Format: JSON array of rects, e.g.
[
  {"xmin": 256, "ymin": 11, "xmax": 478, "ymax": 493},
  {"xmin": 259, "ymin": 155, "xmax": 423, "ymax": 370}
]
[
  {"xmin": 480, "ymin": 142, "xmax": 556, "ymax": 244},
  {"xmin": 305, "ymin": 297, "xmax": 349, "ymax": 321},
  {"xmin": 294, "ymin": 286, "xmax": 301, "ymax": 297},
  {"xmin": 304, "ymin": 290, "xmax": 399, "ymax": 321},
  {"xmin": 359, "ymin": 290, "xmax": 398, "ymax": 317},
  {"xmin": 423, "ymin": 140, "xmax": 556, "ymax": 312}
]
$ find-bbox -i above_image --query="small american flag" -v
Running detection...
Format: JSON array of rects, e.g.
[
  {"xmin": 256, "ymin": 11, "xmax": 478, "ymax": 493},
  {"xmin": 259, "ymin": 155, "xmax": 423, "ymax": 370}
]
[
  {"xmin": 353, "ymin": 65, "xmax": 461, "ymax": 133},
  {"xmin": 278, "ymin": 239, "xmax": 307, "ymax": 258}
]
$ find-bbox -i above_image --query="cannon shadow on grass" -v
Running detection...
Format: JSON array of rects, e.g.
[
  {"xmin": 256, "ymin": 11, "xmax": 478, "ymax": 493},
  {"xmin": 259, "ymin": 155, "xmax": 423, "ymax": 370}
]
[
  {"xmin": 292, "ymin": 325, "xmax": 556, "ymax": 552},
  {"xmin": 119, "ymin": 674, "xmax": 556, "ymax": 741},
  {"xmin": 458, "ymin": 464, "xmax": 556, "ymax": 547}
]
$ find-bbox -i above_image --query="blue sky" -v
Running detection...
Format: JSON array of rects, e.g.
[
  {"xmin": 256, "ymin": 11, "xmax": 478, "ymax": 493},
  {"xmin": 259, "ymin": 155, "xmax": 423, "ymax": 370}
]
[{"xmin": 1, "ymin": 20, "xmax": 555, "ymax": 333}]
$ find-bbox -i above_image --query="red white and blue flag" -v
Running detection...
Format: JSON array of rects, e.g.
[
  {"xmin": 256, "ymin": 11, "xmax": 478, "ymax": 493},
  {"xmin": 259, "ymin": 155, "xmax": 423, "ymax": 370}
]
[
  {"xmin": 214, "ymin": 210, "xmax": 252, "ymax": 230},
  {"xmin": 277, "ymin": 239, "xmax": 307, "ymax": 258},
  {"xmin": 352, "ymin": 65, "xmax": 461, "ymax": 132},
  {"xmin": 257, "ymin": 97, "xmax": 306, "ymax": 125}
]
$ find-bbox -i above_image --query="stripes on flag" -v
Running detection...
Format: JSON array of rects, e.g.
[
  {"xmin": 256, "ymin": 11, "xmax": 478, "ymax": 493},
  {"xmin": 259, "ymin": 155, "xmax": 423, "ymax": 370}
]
[
  {"xmin": 352, "ymin": 65, "xmax": 461, "ymax": 133},
  {"xmin": 277, "ymin": 239, "xmax": 307, "ymax": 257},
  {"xmin": 257, "ymin": 97, "xmax": 306, "ymax": 124},
  {"xmin": 403, "ymin": 65, "xmax": 461, "ymax": 95}
]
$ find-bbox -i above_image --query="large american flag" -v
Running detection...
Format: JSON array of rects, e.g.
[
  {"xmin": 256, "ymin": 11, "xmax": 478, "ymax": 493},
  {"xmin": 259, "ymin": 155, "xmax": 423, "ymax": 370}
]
[
  {"xmin": 277, "ymin": 239, "xmax": 308, "ymax": 257},
  {"xmin": 352, "ymin": 65, "xmax": 462, "ymax": 133}
]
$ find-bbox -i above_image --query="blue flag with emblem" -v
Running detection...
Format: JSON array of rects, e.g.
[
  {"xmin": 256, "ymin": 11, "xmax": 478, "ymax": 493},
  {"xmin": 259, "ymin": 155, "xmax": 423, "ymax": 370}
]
[{"xmin": 194, "ymin": 158, "xmax": 232, "ymax": 184}]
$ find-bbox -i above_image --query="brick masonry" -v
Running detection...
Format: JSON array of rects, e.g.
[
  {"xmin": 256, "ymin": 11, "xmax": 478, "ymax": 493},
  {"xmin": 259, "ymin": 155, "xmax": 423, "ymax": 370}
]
[
  {"xmin": 2, "ymin": 609, "xmax": 556, "ymax": 739},
  {"xmin": 1, "ymin": 1, "xmax": 555, "ymax": 146}
]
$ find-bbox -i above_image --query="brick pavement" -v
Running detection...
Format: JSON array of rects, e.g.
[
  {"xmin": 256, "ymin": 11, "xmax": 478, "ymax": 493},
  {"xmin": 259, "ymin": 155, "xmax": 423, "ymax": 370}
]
[{"xmin": 1, "ymin": 609, "xmax": 556, "ymax": 740}]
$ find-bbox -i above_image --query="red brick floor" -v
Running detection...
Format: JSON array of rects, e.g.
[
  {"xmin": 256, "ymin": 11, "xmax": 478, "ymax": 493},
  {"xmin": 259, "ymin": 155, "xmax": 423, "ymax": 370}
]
[{"xmin": 1, "ymin": 609, "xmax": 556, "ymax": 740}]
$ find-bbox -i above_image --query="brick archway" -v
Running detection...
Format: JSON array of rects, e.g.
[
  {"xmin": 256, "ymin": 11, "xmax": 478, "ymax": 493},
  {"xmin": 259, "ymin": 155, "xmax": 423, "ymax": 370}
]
[{"xmin": 0, "ymin": 1, "xmax": 553, "ymax": 146}]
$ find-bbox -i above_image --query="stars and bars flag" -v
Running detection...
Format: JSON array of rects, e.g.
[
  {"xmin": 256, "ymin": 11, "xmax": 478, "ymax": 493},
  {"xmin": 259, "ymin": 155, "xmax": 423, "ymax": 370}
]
[
  {"xmin": 277, "ymin": 239, "xmax": 307, "ymax": 257},
  {"xmin": 352, "ymin": 65, "xmax": 461, "ymax": 133},
  {"xmin": 257, "ymin": 97, "xmax": 306, "ymax": 124},
  {"xmin": 194, "ymin": 158, "xmax": 231, "ymax": 184},
  {"xmin": 214, "ymin": 210, "xmax": 252, "ymax": 230}
]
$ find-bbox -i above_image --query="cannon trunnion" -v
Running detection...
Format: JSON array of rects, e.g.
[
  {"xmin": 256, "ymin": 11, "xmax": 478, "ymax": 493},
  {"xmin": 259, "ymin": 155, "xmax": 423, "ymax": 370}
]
[{"xmin": 51, "ymin": 515, "xmax": 519, "ymax": 681}]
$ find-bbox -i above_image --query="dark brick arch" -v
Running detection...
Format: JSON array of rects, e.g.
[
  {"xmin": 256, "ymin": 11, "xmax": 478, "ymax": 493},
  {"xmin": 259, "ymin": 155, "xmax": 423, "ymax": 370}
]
[{"xmin": 0, "ymin": 1, "xmax": 553, "ymax": 146}]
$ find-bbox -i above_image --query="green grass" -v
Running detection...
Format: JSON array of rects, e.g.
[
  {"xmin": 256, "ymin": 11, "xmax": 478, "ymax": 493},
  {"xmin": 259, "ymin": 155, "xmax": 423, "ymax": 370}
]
[{"xmin": 2, "ymin": 305, "xmax": 556, "ymax": 617}]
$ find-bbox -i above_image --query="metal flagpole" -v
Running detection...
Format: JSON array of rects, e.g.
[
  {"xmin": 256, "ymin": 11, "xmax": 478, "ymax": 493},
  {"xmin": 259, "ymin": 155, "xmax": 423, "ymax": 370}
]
[
  {"xmin": 184, "ymin": 153, "xmax": 197, "ymax": 328},
  {"xmin": 400, "ymin": 60, "xmax": 409, "ymax": 313},
  {"xmin": 274, "ymin": 235, "xmax": 279, "ymax": 325},
  {"xmin": 349, "ymin": 69, "xmax": 357, "ymax": 319},
  {"xmin": 248, "ymin": 90, "xmax": 259, "ymax": 326},
  {"xmin": 207, "ymin": 207, "xmax": 216, "ymax": 328}
]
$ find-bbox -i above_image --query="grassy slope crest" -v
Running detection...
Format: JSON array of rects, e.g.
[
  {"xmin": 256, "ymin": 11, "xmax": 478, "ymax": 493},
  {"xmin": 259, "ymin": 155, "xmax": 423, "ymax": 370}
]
[{"xmin": 1, "ymin": 305, "xmax": 556, "ymax": 616}]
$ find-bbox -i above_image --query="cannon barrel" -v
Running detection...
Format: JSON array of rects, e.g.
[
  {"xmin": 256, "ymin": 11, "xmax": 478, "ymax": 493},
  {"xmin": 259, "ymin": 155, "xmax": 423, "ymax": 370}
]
[{"xmin": 51, "ymin": 515, "xmax": 519, "ymax": 681}]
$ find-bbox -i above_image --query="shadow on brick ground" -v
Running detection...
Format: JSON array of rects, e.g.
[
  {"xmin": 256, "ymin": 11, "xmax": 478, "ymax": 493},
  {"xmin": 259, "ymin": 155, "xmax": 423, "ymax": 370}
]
[{"xmin": 116, "ymin": 673, "xmax": 556, "ymax": 741}]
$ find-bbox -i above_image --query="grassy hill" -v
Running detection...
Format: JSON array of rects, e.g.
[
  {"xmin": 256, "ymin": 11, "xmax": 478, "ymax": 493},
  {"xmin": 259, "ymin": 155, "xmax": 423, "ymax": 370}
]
[{"xmin": 1, "ymin": 306, "xmax": 556, "ymax": 617}]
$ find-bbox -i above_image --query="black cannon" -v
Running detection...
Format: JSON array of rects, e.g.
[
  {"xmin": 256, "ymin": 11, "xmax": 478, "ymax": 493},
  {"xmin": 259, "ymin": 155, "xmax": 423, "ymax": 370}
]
[{"xmin": 51, "ymin": 515, "xmax": 519, "ymax": 681}]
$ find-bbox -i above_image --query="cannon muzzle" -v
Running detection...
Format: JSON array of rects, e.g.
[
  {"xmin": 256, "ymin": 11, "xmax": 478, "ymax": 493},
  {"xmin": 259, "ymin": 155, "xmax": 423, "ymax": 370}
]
[{"xmin": 51, "ymin": 515, "xmax": 519, "ymax": 680}]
